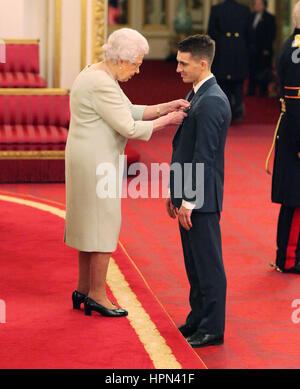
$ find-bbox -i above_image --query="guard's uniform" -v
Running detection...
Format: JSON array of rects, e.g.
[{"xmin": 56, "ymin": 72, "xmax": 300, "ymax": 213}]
[
  {"xmin": 266, "ymin": 28, "xmax": 300, "ymax": 273},
  {"xmin": 208, "ymin": 0, "xmax": 251, "ymax": 121}
]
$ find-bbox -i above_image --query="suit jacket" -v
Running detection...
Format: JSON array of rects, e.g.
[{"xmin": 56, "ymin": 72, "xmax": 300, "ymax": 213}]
[
  {"xmin": 271, "ymin": 28, "xmax": 300, "ymax": 207},
  {"xmin": 249, "ymin": 11, "xmax": 276, "ymax": 56},
  {"xmin": 208, "ymin": 0, "xmax": 251, "ymax": 81},
  {"xmin": 170, "ymin": 77, "xmax": 231, "ymax": 213}
]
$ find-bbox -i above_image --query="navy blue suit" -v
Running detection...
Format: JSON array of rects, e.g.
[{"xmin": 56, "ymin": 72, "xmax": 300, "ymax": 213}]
[{"xmin": 170, "ymin": 77, "xmax": 231, "ymax": 335}]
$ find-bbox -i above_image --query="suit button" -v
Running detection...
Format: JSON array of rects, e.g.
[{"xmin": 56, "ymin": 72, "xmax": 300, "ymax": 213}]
[
  {"xmin": 235, "ymin": 32, "xmax": 239, "ymax": 38},
  {"xmin": 227, "ymin": 74, "xmax": 232, "ymax": 80},
  {"xmin": 226, "ymin": 32, "xmax": 231, "ymax": 37},
  {"xmin": 277, "ymin": 136, "xmax": 279, "ymax": 139}
]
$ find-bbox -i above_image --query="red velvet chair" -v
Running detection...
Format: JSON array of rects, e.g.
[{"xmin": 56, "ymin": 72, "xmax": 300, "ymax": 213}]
[
  {"xmin": 0, "ymin": 88, "xmax": 69, "ymax": 182},
  {"xmin": 0, "ymin": 39, "xmax": 47, "ymax": 88}
]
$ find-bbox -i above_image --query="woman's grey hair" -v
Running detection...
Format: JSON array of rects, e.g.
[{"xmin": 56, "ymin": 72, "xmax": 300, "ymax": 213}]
[
  {"xmin": 102, "ymin": 28, "xmax": 149, "ymax": 63},
  {"xmin": 294, "ymin": 1, "xmax": 300, "ymax": 27}
]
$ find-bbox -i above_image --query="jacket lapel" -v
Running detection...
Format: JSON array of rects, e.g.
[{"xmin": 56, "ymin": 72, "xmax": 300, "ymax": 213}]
[{"xmin": 172, "ymin": 77, "xmax": 217, "ymax": 147}]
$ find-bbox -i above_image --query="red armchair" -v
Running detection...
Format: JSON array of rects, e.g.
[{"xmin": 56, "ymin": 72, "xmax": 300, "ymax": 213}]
[{"xmin": 0, "ymin": 39, "xmax": 47, "ymax": 88}]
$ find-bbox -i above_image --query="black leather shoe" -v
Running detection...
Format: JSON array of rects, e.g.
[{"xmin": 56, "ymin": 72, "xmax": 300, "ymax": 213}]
[
  {"xmin": 84, "ymin": 297, "xmax": 128, "ymax": 317},
  {"xmin": 186, "ymin": 331, "xmax": 224, "ymax": 348},
  {"xmin": 178, "ymin": 323, "xmax": 197, "ymax": 338},
  {"xmin": 72, "ymin": 290, "xmax": 87, "ymax": 309}
]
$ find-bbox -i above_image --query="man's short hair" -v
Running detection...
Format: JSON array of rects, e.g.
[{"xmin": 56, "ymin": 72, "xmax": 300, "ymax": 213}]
[{"xmin": 178, "ymin": 34, "xmax": 215, "ymax": 66}]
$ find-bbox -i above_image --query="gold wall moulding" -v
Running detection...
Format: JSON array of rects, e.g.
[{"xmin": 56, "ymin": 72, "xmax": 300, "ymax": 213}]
[
  {"xmin": 81, "ymin": 0, "xmax": 88, "ymax": 69},
  {"xmin": 142, "ymin": 0, "xmax": 168, "ymax": 30},
  {"xmin": 0, "ymin": 150, "xmax": 65, "ymax": 160},
  {"xmin": 54, "ymin": 0, "xmax": 62, "ymax": 88},
  {"xmin": 92, "ymin": 0, "xmax": 107, "ymax": 63}
]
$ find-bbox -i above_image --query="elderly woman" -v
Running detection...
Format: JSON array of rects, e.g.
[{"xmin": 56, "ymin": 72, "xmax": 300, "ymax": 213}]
[{"xmin": 64, "ymin": 28, "xmax": 188, "ymax": 318}]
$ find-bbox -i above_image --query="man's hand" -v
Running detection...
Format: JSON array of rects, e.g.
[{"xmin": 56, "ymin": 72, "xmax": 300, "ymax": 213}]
[
  {"xmin": 165, "ymin": 197, "xmax": 178, "ymax": 219},
  {"xmin": 178, "ymin": 205, "xmax": 193, "ymax": 231}
]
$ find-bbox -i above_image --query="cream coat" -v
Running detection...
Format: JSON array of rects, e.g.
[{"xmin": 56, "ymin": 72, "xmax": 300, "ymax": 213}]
[{"xmin": 64, "ymin": 66, "xmax": 153, "ymax": 252}]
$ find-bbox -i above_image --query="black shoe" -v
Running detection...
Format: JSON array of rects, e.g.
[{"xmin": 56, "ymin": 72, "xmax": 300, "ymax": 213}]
[
  {"xmin": 72, "ymin": 290, "xmax": 87, "ymax": 310},
  {"xmin": 84, "ymin": 297, "xmax": 128, "ymax": 317},
  {"xmin": 186, "ymin": 331, "xmax": 224, "ymax": 348},
  {"xmin": 178, "ymin": 323, "xmax": 197, "ymax": 338}
]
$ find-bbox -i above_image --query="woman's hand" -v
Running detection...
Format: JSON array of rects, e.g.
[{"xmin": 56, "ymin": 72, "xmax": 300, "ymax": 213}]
[
  {"xmin": 168, "ymin": 99, "xmax": 190, "ymax": 112},
  {"xmin": 166, "ymin": 110, "xmax": 187, "ymax": 125},
  {"xmin": 153, "ymin": 110, "xmax": 187, "ymax": 132}
]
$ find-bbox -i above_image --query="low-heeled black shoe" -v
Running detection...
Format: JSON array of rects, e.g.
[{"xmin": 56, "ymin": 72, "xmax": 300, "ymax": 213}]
[
  {"xmin": 186, "ymin": 332, "xmax": 224, "ymax": 348},
  {"xmin": 178, "ymin": 323, "xmax": 197, "ymax": 338},
  {"xmin": 84, "ymin": 297, "xmax": 128, "ymax": 317},
  {"xmin": 72, "ymin": 290, "xmax": 87, "ymax": 310}
]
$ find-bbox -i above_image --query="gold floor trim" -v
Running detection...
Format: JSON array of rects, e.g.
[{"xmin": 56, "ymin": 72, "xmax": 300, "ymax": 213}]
[
  {"xmin": 0, "ymin": 194, "xmax": 182, "ymax": 369},
  {"xmin": 0, "ymin": 151, "xmax": 65, "ymax": 160},
  {"xmin": 0, "ymin": 88, "xmax": 69, "ymax": 95},
  {"xmin": 108, "ymin": 258, "xmax": 181, "ymax": 369}
]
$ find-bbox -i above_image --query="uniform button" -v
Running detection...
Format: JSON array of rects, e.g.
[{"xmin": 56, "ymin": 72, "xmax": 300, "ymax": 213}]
[
  {"xmin": 277, "ymin": 136, "xmax": 279, "ymax": 139},
  {"xmin": 235, "ymin": 32, "xmax": 239, "ymax": 38},
  {"xmin": 227, "ymin": 74, "xmax": 232, "ymax": 80},
  {"xmin": 226, "ymin": 32, "xmax": 231, "ymax": 37}
]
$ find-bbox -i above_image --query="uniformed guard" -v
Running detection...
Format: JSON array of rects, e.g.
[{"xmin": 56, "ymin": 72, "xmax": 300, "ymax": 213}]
[
  {"xmin": 266, "ymin": 1, "xmax": 300, "ymax": 274},
  {"xmin": 208, "ymin": 0, "xmax": 251, "ymax": 123}
]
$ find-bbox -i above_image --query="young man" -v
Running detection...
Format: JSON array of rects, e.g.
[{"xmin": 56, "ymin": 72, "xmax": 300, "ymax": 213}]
[{"xmin": 166, "ymin": 35, "xmax": 231, "ymax": 348}]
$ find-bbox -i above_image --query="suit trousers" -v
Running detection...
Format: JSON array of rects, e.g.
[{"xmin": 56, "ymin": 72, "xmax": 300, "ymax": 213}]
[
  {"xmin": 276, "ymin": 205, "xmax": 300, "ymax": 270},
  {"xmin": 179, "ymin": 212, "xmax": 227, "ymax": 335}
]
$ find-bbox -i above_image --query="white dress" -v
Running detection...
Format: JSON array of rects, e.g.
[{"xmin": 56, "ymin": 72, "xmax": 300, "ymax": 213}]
[{"xmin": 64, "ymin": 66, "xmax": 153, "ymax": 252}]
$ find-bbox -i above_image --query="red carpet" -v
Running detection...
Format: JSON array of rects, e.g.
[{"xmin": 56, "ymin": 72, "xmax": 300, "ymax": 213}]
[{"xmin": 0, "ymin": 194, "xmax": 205, "ymax": 369}]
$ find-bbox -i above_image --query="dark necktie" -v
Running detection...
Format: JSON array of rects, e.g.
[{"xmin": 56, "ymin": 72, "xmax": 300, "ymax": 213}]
[{"xmin": 187, "ymin": 89, "xmax": 195, "ymax": 102}]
